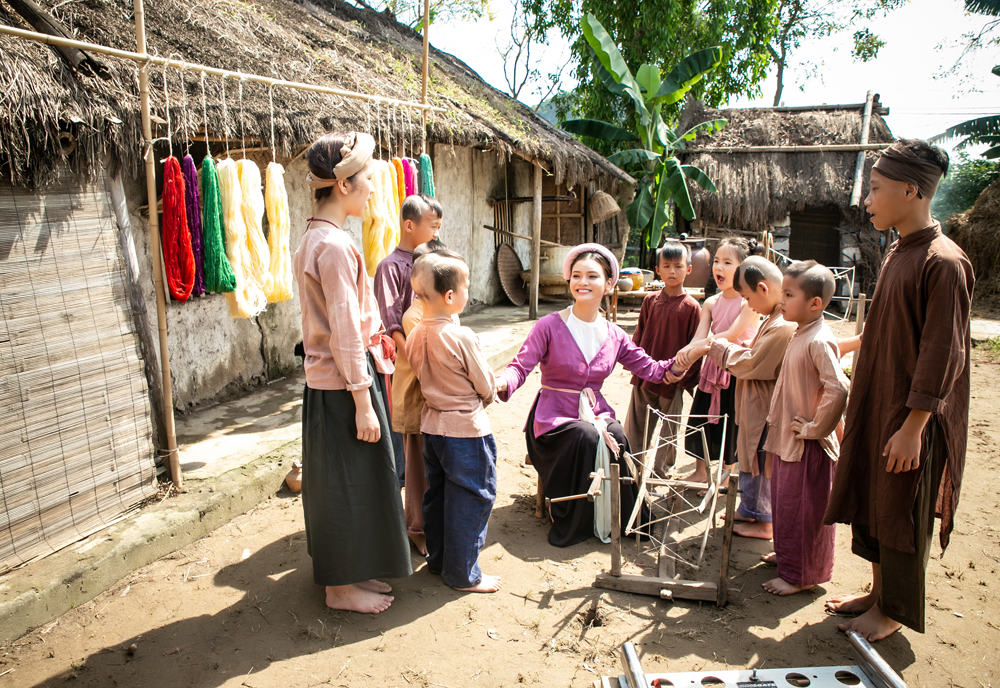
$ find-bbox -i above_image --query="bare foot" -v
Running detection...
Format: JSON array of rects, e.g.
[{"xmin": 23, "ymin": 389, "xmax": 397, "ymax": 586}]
[
  {"xmin": 325, "ymin": 584, "xmax": 394, "ymax": 613},
  {"xmin": 356, "ymin": 579, "xmax": 392, "ymax": 593},
  {"xmin": 838, "ymin": 605, "xmax": 902, "ymax": 641},
  {"xmin": 762, "ymin": 577, "xmax": 814, "ymax": 596},
  {"xmin": 721, "ymin": 512, "xmax": 755, "ymax": 523},
  {"xmin": 761, "ymin": 552, "xmax": 776, "ymax": 565},
  {"xmin": 826, "ymin": 590, "xmax": 878, "ymax": 615},
  {"xmin": 410, "ymin": 533, "xmax": 428, "ymax": 556},
  {"xmin": 734, "ymin": 521, "xmax": 773, "ymax": 539},
  {"xmin": 455, "ymin": 574, "xmax": 502, "ymax": 593}
]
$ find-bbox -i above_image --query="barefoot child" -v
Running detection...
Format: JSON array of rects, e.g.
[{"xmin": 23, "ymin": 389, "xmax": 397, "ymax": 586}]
[
  {"xmin": 623, "ymin": 241, "xmax": 702, "ymax": 476},
  {"xmin": 824, "ymin": 140, "xmax": 973, "ymax": 640},
  {"xmin": 673, "ymin": 238, "xmax": 760, "ymax": 485},
  {"xmin": 706, "ymin": 256, "xmax": 796, "ymax": 540},
  {"xmin": 762, "ymin": 261, "xmax": 849, "ymax": 596},
  {"xmin": 391, "ymin": 239, "xmax": 455, "ymax": 556},
  {"xmin": 374, "ymin": 195, "xmax": 443, "ymax": 549},
  {"xmin": 406, "ymin": 252, "xmax": 502, "ymax": 593}
]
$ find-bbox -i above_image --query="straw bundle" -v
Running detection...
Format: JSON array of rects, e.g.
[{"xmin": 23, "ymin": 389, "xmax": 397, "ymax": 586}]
[
  {"xmin": 218, "ymin": 158, "xmax": 267, "ymax": 317},
  {"xmin": 264, "ymin": 162, "xmax": 293, "ymax": 302},
  {"xmin": 588, "ymin": 190, "xmax": 620, "ymax": 223}
]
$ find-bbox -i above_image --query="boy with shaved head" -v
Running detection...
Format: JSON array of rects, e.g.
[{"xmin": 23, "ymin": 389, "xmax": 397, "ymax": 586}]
[
  {"xmin": 762, "ymin": 261, "xmax": 849, "ymax": 597},
  {"xmin": 701, "ymin": 256, "xmax": 797, "ymax": 540},
  {"xmin": 825, "ymin": 140, "xmax": 974, "ymax": 640}
]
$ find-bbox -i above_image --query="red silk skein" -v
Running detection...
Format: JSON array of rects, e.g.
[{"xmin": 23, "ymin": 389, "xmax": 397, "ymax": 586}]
[{"xmin": 162, "ymin": 156, "xmax": 196, "ymax": 302}]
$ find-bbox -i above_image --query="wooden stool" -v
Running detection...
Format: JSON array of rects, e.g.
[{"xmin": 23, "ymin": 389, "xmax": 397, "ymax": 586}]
[{"xmin": 525, "ymin": 453, "xmax": 544, "ymax": 519}]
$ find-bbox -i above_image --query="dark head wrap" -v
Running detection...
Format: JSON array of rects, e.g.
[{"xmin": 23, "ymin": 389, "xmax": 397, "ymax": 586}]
[{"xmin": 872, "ymin": 143, "xmax": 945, "ymax": 199}]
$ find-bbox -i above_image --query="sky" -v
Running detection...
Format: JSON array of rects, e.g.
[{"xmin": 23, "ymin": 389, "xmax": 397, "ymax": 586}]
[{"xmin": 423, "ymin": 0, "xmax": 1000, "ymax": 155}]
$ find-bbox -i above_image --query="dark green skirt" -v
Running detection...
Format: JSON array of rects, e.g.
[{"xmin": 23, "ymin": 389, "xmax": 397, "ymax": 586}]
[{"xmin": 301, "ymin": 356, "xmax": 412, "ymax": 586}]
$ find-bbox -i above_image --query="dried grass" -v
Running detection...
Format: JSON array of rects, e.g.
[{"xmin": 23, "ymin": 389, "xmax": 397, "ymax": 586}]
[
  {"xmin": 0, "ymin": 0, "xmax": 629, "ymax": 189},
  {"xmin": 947, "ymin": 177, "xmax": 1000, "ymax": 300}
]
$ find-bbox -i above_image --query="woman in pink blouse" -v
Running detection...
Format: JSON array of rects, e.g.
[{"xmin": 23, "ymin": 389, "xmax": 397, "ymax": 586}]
[
  {"xmin": 496, "ymin": 244, "xmax": 674, "ymax": 547},
  {"xmin": 292, "ymin": 132, "xmax": 411, "ymax": 614}
]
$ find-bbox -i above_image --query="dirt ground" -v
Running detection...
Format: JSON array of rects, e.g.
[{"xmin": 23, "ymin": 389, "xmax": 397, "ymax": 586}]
[{"xmin": 3, "ymin": 342, "xmax": 999, "ymax": 688}]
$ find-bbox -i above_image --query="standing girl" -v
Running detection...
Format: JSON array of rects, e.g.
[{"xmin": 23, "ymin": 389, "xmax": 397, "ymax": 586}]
[
  {"xmin": 674, "ymin": 238, "xmax": 761, "ymax": 485},
  {"xmin": 293, "ymin": 132, "xmax": 411, "ymax": 614},
  {"xmin": 496, "ymin": 244, "xmax": 674, "ymax": 547}
]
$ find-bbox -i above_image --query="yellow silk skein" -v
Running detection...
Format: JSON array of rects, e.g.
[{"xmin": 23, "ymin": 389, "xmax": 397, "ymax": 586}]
[
  {"xmin": 264, "ymin": 162, "xmax": 293, "ymax": 302},
  {"xmin": 218, "ymin": 158, "xmax": 267, "ymax": 318},
  {"xmin": 362, "ymin": 160, "xmax": 390, "ymax": 277},
  {"xmin": 238, "ymin": 159, "xmax": 274, "ymax": 298}
]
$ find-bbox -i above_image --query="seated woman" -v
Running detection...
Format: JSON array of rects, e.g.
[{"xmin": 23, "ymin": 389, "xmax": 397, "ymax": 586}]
[{"xmin": 496, "ymin": 244, "xmax": 674, "ymax": 547}]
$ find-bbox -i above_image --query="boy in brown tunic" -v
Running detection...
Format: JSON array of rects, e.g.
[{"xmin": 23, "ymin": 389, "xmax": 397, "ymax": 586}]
[{"xmin": 824, "ymin": 139, "xmax": 975, "ymax": 640}]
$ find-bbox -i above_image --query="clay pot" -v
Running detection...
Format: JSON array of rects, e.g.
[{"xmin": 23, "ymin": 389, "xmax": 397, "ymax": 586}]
[
  {"xmin": 685, "ymin": 242, "xmax": 712, "ymax": 289},
  {"xmin": 617, "ymin": 277, "xmax": 634, "ymax": 292},
  {"xmin": 285, "ymin": 462, "xmax": 302, "ymax": 493}
]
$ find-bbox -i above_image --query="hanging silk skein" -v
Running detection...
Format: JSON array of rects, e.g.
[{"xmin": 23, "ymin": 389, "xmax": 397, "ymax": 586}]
[
  {"xmin": 161, "ymin": 156, "xmax": 196, "ymax": 302},
  {"xmin": 264, "ymin": 162, "xmax": 293, "ymax": 302},
  {"xmin": 381, "ymin": 161, "xmax": 400, "ymax": 248},
  {"xmin": 200, "ymin": 157, "xmax": 238, "ymax": 293},
  {"xmin": 419, "ymin": 153, "xmax": 435, "ymax": 197},
  {"xmin": 218, "ymin": 158, "xmax": 267, "ymax": 318},
  {"xmin": 182, "ymin": 154, "xmax": 206, "ymax": 296},
  {"xmin": 362, "ymin": 160, "xmax": 391, "ymax": 277},
  {"xmin": 238, "ymin": 159, "xmax": 274, "ymax": 298},
  {"xmin": 392, "ymin": 157, "xmax": 406, "ymax": 207},
  {"xmin": 403, "ymin": 158, "xmax": 416, "ymax": 197}
]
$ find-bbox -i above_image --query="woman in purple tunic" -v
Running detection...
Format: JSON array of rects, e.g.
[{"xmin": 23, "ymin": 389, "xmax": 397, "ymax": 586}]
[{"xmin": 496, "ymin": 244, "xmax": 673, "ymax": 547}]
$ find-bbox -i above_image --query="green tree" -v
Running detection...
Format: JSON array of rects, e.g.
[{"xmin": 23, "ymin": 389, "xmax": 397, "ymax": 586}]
[
  {"xmin": 766, "ymin": 0, "xmax": 904, "ymax": 106},
  {"xmin": 560, "ymin": 14, "xmax": 725, "ymax": 265},
  {"xmin": 521, "ymin": 0, "xmax": 773, "ymax": 152},
  {"xmin": 932, "ymin": 154, "xmax": 1000, "ymax": 220}
]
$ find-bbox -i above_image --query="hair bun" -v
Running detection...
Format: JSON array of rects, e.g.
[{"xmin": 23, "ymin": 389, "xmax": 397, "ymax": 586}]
[{"xmin": 748, "ymin": 238, "xmax": 758, "ymax": 250}]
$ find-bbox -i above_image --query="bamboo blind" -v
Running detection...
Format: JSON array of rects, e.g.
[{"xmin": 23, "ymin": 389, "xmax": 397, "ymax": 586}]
[{"xmin": 0, "ymin": 168, "xmax": 156, "ymax": 573}]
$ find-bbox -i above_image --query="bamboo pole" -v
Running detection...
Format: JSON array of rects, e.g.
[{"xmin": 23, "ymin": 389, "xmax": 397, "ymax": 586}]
[
  {"xmin": 530, "ymin": 163, "xmax": 542, "ymax": 319},
  {"xmin": 132, "ymin": 0, "xmax": 181, "ymax": 490},
  {"xmin": 0, "ymin": 23, "xmax": 444, "ymax": 113},
  {"xmin": 686, "ymin": 143, "xmax": 890, "ymax": 154},
  {"xmin": 420, "ymin": 0, "xmax": 430, "ymax": 154},
  {"xmin": 850, "ymin": 91, "xmax": 876, "ymax": 208}
]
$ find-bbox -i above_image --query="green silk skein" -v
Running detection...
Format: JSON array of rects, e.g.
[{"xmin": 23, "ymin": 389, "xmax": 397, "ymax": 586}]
[{"xmin": 201, "ymin": 156, "xmax": 237, "ymax": 293}]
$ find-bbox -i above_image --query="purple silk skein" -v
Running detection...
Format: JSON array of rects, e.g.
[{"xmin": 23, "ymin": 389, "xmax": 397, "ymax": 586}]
[{"xmin": 182, "ymin": 154, "xmax": 206, "ymax": 296}]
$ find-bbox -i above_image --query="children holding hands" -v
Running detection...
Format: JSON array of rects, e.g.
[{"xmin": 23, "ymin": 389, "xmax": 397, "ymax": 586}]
[
  {"xmin": 623, "ymin": 241, "xmax": 703, "ymax": 476},
  {"xmin": 707, "ymin": 256, "xmax": 797, "ymax": 540},
  {"xmin": 405, "ymin": 251, "xmax": 502, "ymax": 593},
  {"xmin": 762, "ymin": 261, "xmax": 849, "ymax": 596}
]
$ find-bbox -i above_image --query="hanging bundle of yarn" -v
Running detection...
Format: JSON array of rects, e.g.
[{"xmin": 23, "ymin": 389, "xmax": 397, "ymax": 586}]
[
  {"xmin": 182, "ymin": 155, "xmax": 206, "ymax": 296},
  {"xmin": 362, "ymin": 160, "xmax": 390, "ymax": 277},
  {"xmin": 218, "ymin": 158, "xmax": 267, "ymax": 317},
  {"xmin": 381, "ymin": 161, "xmax": 400, "ymax": 248},
  {"xmin": 238, "ymin": 159, "xmax": 274, "ymax": 297},
  {"xmin": 403, "ymin": 158, "xmax": 416, "ymax": 197},
  {"xmin": 392, "ymin": 157, "xmax": 406, "ymax": 206},
  {"xmin": 264, "ymin": 162, "xmax": 293, "ymax": 302},
  {"xmin": 419, "ymin": 153, "xmax": 435, "ymax": 197},
  {"xmin": 161, "ymin": 156, "xmax": 196, "ymax": 302},
  {"xmin": 200, "ymin": 157, "xmax": 237, "ymax": 293}
]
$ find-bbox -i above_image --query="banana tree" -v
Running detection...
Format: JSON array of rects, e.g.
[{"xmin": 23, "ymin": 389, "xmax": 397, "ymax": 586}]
[{"xmin": 561, "ymin": 13, "xmax": 726, "ymax": 260}]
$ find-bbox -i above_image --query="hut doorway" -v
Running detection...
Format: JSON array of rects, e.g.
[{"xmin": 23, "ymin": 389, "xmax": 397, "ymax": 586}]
[{"xmin": 789, "ymin": 207, "xmax": 843, "ymax": 268}]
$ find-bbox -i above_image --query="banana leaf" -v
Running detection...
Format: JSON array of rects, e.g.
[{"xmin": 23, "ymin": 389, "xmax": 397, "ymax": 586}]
[
  {"xmin": 654, "ymin": 47, "xmax": 724, "ymax": 105},
  {"xmin": 607, "ymin": 149, "xmax": 661, "ymax": 168},
  {"xmin": 582, "ymin": 13, "xmax": 648, "ymax": 121},
  {"xmin": 682, "ymin": 164, "xmax": 718, "ymax": 192},
  {"xmin": 661, "ymin": 158, "xmax": 696, "ymax": 221},
  {"xmin": 626, "ymin": 179, "xmax": 655, "ymax": 231}
]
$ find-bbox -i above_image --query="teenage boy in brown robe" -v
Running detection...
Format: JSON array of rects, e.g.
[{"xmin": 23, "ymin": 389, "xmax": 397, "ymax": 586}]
[{"xmin": 823, "ymin": 139, "xmax": 974, "ymax": 640}]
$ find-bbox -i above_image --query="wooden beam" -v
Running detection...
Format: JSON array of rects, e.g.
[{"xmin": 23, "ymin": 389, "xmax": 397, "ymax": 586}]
[
  {"xmin": 594, "ymin": 573, "xmax": 732, "ymax": 603},
  {"xmin": 530, "ymin": 163, "xmax": 542, "ymax": 319},
  {"xmin": 482, "ymin": 225, "xmax": 561, "ymax": 248},
  {"xmin": 716, "ymin": 472, "xmax": 739, "ymax": 607},
  {"xmin": 610, "ymin": 463, "xmax": 621, "ymax": 577},
  {"xmin": 686, "ymin": 143, "xmax": 891, "ymax": 154},
  {"xmin": 850, "ymin": 91, "xmax": 876, "ymax": 208}
]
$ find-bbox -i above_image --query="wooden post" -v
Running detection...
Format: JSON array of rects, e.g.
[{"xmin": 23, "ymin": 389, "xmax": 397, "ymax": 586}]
[
  {"xmin": 849, "ymin": 91, "xmax": 875, "ymax": 208},
  {"xmin": 855, "ymin": 292, "xmax": 867, "ymax": 335},
  {"xmin": 716, "ymin": 472, "xmax": 739, "ymax": 607},
  {"xmin": 420, "ymin": 0, "xmax": 430, "ymax": 155},
  {"xmin": 529, "ymin": 163, "xmax": 542, "ymax": 319},
  {"xmin": 133, "ymin": 0, "xmax": 182, "ymax": 490},
  {"xmin": 610, "ymin": 462, "xmax": 621, "ymax": 577}
]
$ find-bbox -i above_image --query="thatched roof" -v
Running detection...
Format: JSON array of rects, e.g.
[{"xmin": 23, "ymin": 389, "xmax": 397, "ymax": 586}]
[
  {"xmin": 0, "ymin": 0, "xmax": 631, "ymax": 189},
  {"xmin": 678, "ymin": 100, "xmax": 895, "ymax": 231},
  {"xmin": 947, "ymin": 177, "xmax": 1000, "ymax": 303}
]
